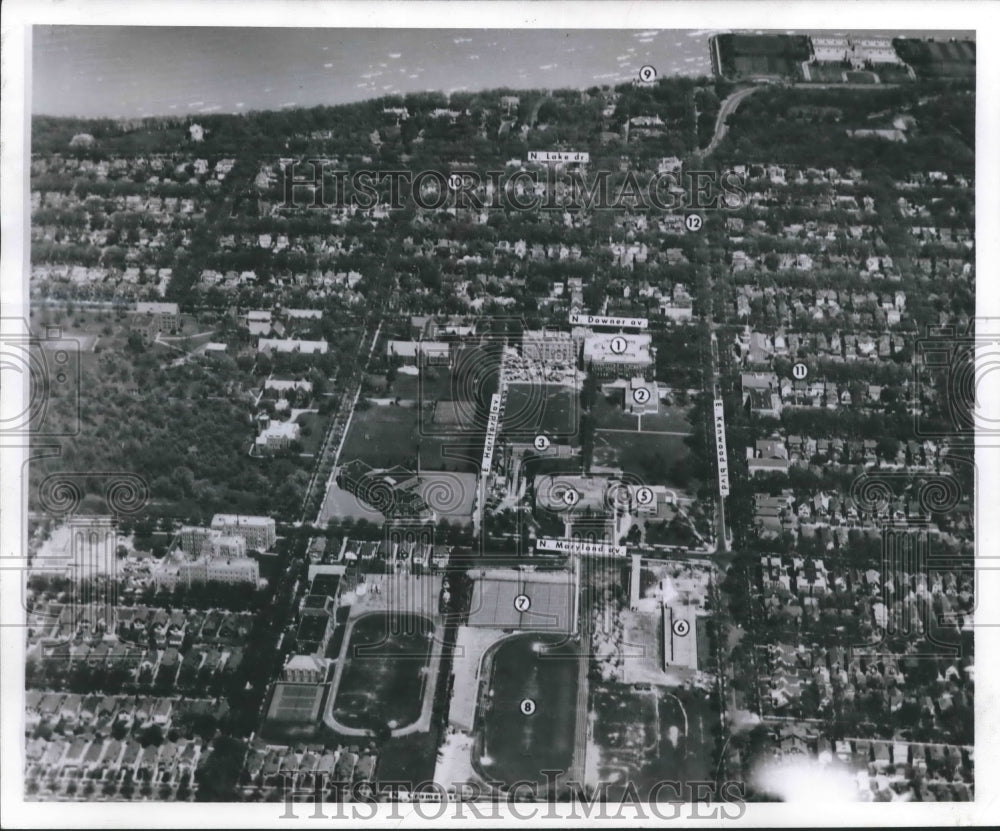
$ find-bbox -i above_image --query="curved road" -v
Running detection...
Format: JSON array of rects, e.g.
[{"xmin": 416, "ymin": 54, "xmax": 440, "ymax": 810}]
[
  {"xmin": 697, "ymin": 80, "xmax": 903, "ymax": 160},
  {"xmin": 697, "ymin": 85, "xmax": 765, "ymax": 160}
]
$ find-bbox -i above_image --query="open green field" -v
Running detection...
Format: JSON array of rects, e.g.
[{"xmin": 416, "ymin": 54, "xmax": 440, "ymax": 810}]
[
  {"xmin": 716, "ymin": 33, "xmax": 810, "ymax": 80},
  {"xmin": 503, "ymin": 383, "xmax": 579, "ymax": 441},
  {"xmin": 592, "ymin": 430, "xmax": 692, "ymax": 489},
  {"xmin": 342, "ymin": 402, "xmax": 481, "ymax": 474},
  {"xmin": 808, "ymin": 63, "xmax": 846, "ymax": 83},
  {"xmin": 894, "ymin": 38, "xmax": 975, "ymax": 78},
  {"xmin": 381, "ymin": 366, "xmax": 455, "ymax": 403},
  {"xmin": 591, "ymin": 394, "xmax": 693, "ymax": 434},
  {"xmin": 845, "ymin": 71, "xmax": 878, "ymax": 84},
  {"xmin": 875, "ymin": 64, "xmax": 913, "ymax": 84},
  {"xmin": 734, "ymin": 54, "xmax": 802, "ymax": 77},
  {"xmin": 341, "ymin": 404, "xmax": 422, "ymax": 469},
  {"xmin": 415, "ymin": 435, "xmax": 482, "ymax": 474}
]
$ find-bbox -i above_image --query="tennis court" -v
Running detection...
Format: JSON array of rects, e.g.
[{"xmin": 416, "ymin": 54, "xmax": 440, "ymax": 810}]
[
  {"xmin": 467, "ymin": 570, "xmax": 575, "ymax": 632},
  {"xmin": 267, "ymin": 683, "xmax": 325, "ymax": 724}
]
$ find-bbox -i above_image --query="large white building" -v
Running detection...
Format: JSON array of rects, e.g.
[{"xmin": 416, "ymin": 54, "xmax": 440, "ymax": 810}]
[
  {"xmin": 133, "ymin": 301, "xmax": 180, "ymax": 331},
  {"xmin": 386, "ymin": 340, "xmax": 452, "ymax": 367},
  {"xmin": 583, "ymin": 332, "xmax": 654, "ymax": 378},
  {"xmin": 176, "ymin": 526, "xmax": 247, "ymax": 558},
  {"xmin": 521, "ymin": 329, "xmax": 579, "ymax": 365},
  {"xmin": 811, "ymin": 35, "xmax": 901, "ymax": 67},
  {"xmin": 255, "ymin": 419, "xmax": 300, "ymax": 453},
  {"xmin": 153, "ymin": 554, "xmax": 260, "ymax": 590},
  {"xmin": 210, "ymin": 514, "xmax": 277, "ymax": 551}
]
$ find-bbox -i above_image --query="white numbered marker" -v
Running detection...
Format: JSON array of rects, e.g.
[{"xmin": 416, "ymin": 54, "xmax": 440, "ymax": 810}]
[
  {"xmin": 514, "ymin": 594, "xmax": 531, "ymax": 612},
  {"xmin": 672, "ymin": 619, "xmax": 691, "ymax": 637},
  {"xmin": 684, "ymin": 213, "xmax": 703, "ymax": 232},
  {"xmin": 636, "ymin": 486, "xmax": 655, "ymax": 506},
  {"xmin": 792, "ymin": 362, "xmax": 808, "ymax": 380},
  {"xmin": 563, "ymin": 488, "xmax": 580, "ymax": 507},
  {"xmin": 533, "ymin": 435, "xmax": 551, "ymax": 451},
  {"xmin": 632, "ymin": 387, "xmax": 650, "ymax": 404},
  {"xmin": 610, "ymin": 336, "xmax": 628, "ymax": 355},
  {"xmin": 448, "ymin": 173, "xmax": 463, "ymax": 191},
  {"xmin": 639, "ymin": 65, "xmax": 657, "ymax": 83},
  {"xmin": 520, "ymin": 698, "xmax": 537, "ymax": 716}
]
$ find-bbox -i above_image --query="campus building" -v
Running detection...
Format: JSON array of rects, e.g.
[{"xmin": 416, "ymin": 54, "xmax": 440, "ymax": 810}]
[
  {"xmin": 133, "ymin": 301, "xmax": 180, "ymax": 332},
  {"xmin": 520, "ymin": 329, "xmax": 579, "ymax": 366},
  {"xmin": 386, "ymin": 339, "xmax": 452, "ymax": 368},
  {"xmin": 210, "ymin": 514, "xmax": 277, "ymax": 551},
  {"xmin": 176, "ymin": 526, "xmax": 247, "ymax": 558},
  {"xmin": 257, "ymin": 338, "xmax": 328, "ymax": 354},
  {"xmin": 152, "ymin": 554, "xmax": 260, "ymax": 591},
  {"xmin": 254, "ymin": 419, "xmax": 301, "ymax": 453},
  {"xmin": 583, "ymin": 332, "xmax": 655, "ymax": 379}
]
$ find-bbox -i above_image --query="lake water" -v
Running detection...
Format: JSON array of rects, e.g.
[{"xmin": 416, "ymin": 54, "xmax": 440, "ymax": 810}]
[{"xmin": 32, "ymin": 27, "xmax": 971, "ymax": 120}]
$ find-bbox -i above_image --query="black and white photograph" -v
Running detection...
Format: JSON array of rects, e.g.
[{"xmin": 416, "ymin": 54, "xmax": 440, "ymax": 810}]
[{"xmin": 0, "ymin": 1, "xmax": 995, "ymax": 826}]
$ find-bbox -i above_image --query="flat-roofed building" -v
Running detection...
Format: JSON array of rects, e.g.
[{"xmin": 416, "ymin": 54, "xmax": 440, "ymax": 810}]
[
  {"xmin": 812, "ymin": 36, "xmax": 850, "ymax": 62},
  {"xmin": 282, "ymin": 654, "xmax": 327, "ymax": 684},
  {"xmin": 210, "ymin": 514, "xmax": 276, "ymax": 551},
  {"xmin": 521, "ymin": 329, "xmax": 579, "ymax": 365},
  {"xmin": 208, "ymin": 534, "xmax": 246, "ymax": 559},
  {"xmin": 535, "ymin": 474, "xmax": 610, "ymax": 514},
  {"xmin": 255, "ymin": 419, "xmax": 301, "ymax": 453},
  {"xmin": 583, "ymin": 332, "xmax": 654, "ymax": 379},
  {"xmin": 133, "ymin": 301, "xmax": 180, "ymax": 332},
  {"xmin": 176, "ymin": 525, "xmax": 217, "ymax": 556},
  {"xmin": 264, "ymin": 378, "xmax": 313, "ymax": 394},
  {"xmin": 258, "ymin": 338, "xmax": 328, "ymax": 354},
  {"xmin": 626, "ymin": 376, "xmax": 658, "ymax": 415},
  {"xmin": 387, "ymin": 339, "xmax": 452, "ymax": 367},
  {"xmin": 153, "ymin": 554, "xmax": 259, "ymax": 590},
  {"xmin": 663, "ymin": 603, "xmax": 698, "ymax": 670}
]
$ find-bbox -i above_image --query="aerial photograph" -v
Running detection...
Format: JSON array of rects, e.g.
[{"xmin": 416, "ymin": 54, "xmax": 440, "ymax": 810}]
[{"xmin": 5, "ymin": 10, "xmax": 982, "ymax": 823}]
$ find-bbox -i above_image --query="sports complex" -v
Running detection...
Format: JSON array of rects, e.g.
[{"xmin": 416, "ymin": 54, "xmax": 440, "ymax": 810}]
[{"xmin": 441, "ymin": 567, "xmax": 584, "ymax": 792}]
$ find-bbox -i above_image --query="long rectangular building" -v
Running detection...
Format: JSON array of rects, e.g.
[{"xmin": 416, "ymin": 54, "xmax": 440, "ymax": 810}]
[
  {"xmin": 583, "ymin": 332, "xmax": 654, "ymax": 378},
  {"xmin": 210, "ymin": 514, "xmax": 277, "ymax": 551}
]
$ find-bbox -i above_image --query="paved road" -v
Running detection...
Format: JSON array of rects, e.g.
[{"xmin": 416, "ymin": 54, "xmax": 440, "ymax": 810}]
[
  {"xmin": 570, "ymin": 574, "xmax": 592, "ymax": 789},
  {"xmin": 698, "ymin": 85, "xmax": 765, "ymax": 159},
  {"xmin": 697, "ymin": 80, "xmax": 904, "ymax": 160},
  {"xmin": 309, "ymin": 320, "xmax": 382, "ymax": 524}
]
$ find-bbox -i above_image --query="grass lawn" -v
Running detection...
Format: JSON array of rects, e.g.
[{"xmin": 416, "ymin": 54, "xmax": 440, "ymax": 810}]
[
  {"xmin": 415, "ymin": 366, "xmax": 457, "ymax": 403},
  {"xmin": 341, "ymin": 404, "xmax": 422, "ymax": 469},
  {"xmin": 414, "ymin": 435, "xmax": 482, "ymax": 474},
  {"xmin": 503, "ymin": 383, "xmax": 578, "ymax": 440},
  {"xmin": 592, "ymin": 430, "xmax": 693, "ymax": 489},
  {"xmin": 845, "ymin": 71, "xmax": 878, "ymax": 84},
  {"xmin": 808, "ymin": 63, "xmax": 846, "ymax": 83},
  {"xmin": 642, "ymin": 405, "xmax": 694, "ymax": 433},
  {"xmin": 591, "ymin": 395, "xmax": 693, "ymax": 434}
]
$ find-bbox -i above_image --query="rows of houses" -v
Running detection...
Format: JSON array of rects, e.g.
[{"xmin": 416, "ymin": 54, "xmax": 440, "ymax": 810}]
[
  {"xmin": 242, "ymin": 741, "xmax": 378, "ymax": 793},
  {"xmin": 26, "ymin": 734, "xmax": 204, "ymax": 800},
  {"xmin": 26, "ymin": 691, "xmax": 228, "ymax": 737},
  {"xmin": 753, "ymin": 724, "xmax": 972, "ymax": 802}
]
